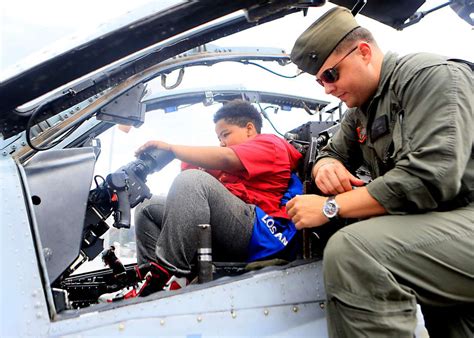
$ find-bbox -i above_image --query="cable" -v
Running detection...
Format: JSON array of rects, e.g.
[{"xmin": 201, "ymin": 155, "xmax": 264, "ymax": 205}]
[
  {"xmin": 94, "ymin": 175, "xmax": 106, "ymax": 189},
  {"xmin": 256, "ymin": 102, "xmax": 285, "ymax": 137},
  {"xmin": 25, "ymin": 103, "xmax": 49, "ymax": 151},
  {"xmin": 237, "ymin": 60, "xmax": 300, "ymax": 79},
  {"xmin": 255, "ymin": 101, "xmax": 311, "ymax": 145},
  {"xmin": 27, "ymin": 120, "xmax": 83, "ymax": 151},
  {"xmin": 26, "ymin": 103, "xmax": 85, "ymax": 151}
]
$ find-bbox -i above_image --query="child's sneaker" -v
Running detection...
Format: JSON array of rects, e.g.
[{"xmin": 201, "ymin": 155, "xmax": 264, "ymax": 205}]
[
  {"xmin": 163, "ymin": 275, "xmax": 189, "ymax": 291},
  {"xmin": 98, "ymin": 280, "xmax": 146, "ymax": 303}
]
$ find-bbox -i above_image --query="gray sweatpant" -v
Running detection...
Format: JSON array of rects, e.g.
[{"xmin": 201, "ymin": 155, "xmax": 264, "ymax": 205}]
[
  {"xmin": 134, "ymin": 169, "xmax": 255, "ymax": 275},
  {"xmin": 324, "ymin": 202, "xmax": 474, "ymax": 338}
]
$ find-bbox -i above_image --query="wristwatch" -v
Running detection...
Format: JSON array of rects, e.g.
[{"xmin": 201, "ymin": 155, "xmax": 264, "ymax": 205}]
[{"xmin": 322, "ymin": 196, "xmax": 340, "ymax": 220}]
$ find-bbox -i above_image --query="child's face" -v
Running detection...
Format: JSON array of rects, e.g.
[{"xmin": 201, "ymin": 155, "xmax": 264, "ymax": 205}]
[{"xmin": 215, "ymin": 119, "xmax": 252, "ymax": 147}]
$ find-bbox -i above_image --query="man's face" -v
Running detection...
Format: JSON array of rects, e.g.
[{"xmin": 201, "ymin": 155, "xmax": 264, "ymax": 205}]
[
  {"xmin": 215, "ymin": 119, "xmax": 252, "ymax": 147},
  {"xmin": 315, "ymin": 42, "xmax": 374, "ymax": 108}
]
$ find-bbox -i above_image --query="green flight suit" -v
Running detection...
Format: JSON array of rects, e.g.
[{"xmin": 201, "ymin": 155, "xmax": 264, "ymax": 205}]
[{"xmin": 318, "ymin": 52, "xmax": 474, "ymax": 338}]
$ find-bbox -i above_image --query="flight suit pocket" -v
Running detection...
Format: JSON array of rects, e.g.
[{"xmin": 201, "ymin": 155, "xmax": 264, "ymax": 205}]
[
  {"xmin": 390, "ymin": 111, "xmax": 404, "ymax": 162},
  {"xmin": 371, "ymin": 110, "xmax": 404, "ymax": 175},
  {"xmin": 370, "ymin": 116, "xmax": 393, "ymax": 174}
]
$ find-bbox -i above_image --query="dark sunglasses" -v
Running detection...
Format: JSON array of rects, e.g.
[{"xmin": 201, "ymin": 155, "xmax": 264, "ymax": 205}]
[{"xmin": 316, "ymin": 46, "xmax": 358, "ymax": 86}]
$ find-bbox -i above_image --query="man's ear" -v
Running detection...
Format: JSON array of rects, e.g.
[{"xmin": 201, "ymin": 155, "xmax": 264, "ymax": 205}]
[{"xmin": 359, "ymin": 41, "xmax": 372, "ymax": 64}]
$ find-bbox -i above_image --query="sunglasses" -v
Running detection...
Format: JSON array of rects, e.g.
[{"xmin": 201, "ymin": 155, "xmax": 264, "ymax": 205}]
[{"xmin": 316, "ymin": 46, "xmax": 358, "ymax": 86}]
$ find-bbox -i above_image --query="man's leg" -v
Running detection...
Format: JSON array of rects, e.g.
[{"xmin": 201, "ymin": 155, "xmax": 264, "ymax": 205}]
[
  {"xmin": 155, "ymin": 169, "xmax": 255, "ymax": 275},
  {"xmin": 323, "ymin": 203, "xmax": 474, "ymax": 338},
  {"xmin": 134, "ymin": 195, "xmax": 166, "ymax": 265}
]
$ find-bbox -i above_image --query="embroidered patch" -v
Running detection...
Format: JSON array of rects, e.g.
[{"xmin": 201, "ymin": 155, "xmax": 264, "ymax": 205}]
[{"xmin": 356, "ymin": 120, "xmax": 367, "ymax": 144}]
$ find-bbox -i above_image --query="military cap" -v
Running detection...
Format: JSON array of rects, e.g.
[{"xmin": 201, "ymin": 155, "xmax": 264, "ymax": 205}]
[{"xmin": 291, "ymin": 6, "xmax": 360, "ymax": 75}]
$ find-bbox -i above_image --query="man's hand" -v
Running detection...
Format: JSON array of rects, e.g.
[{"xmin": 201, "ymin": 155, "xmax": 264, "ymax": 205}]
[
  {"xmin": 286, "ymin": 195, "xmax": 329, "ymax": 230},
  {"xmin": 313, "ymin": 159, "xmax": 364, "ymax": 195},
  {"xmin": 135, "ymin": 140, "xmax": 172, "ymax": 157}
]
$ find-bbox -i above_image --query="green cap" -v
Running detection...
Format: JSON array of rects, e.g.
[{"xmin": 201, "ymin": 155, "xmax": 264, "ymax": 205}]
[{"xmin": 290, "ymin": 7, "xmax": 360, "ymax": 75}]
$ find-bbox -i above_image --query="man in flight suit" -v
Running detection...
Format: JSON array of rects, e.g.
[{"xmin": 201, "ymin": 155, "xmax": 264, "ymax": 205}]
[{"xmin": 287, "ymin": 6, "xmax": 473, "ymax": 338}]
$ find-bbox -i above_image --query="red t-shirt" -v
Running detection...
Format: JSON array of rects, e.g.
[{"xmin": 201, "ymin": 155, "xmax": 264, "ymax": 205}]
[{"xmin": 182, "ymin": 134, "xmax": 302, "ymax": 219}]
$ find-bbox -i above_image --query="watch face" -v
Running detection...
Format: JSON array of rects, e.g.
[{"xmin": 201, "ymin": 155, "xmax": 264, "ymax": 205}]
[
  {"xmin": 325, "ymin": 202, "xmax": 337, "ymax": 215},
  {"xmin": 323, "ymin": 198, "xmax": 339, "ymax": 218}
]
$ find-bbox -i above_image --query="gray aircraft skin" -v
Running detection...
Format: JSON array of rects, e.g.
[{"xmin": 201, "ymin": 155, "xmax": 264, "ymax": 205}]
[{"xmin": 0, "ymin": 1, "xmax": 471, "ymax": 336}]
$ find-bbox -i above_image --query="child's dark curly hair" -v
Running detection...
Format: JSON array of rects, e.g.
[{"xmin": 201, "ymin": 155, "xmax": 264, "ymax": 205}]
[{"xmin": 213, "ymin": 100, "xmax": 262, "ymax": 133}]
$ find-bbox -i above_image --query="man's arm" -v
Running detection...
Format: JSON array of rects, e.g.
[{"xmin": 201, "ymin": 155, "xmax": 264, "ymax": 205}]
[
  {"xmin": 367, "ymin": 61, "xmax": 473, "ymax": 213},
  {"xmin": 136, "ymin": 140, "xmax": 244, "ymax": 172}
]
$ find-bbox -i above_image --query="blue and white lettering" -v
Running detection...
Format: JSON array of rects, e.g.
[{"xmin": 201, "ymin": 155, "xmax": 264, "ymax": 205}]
[{"xmin": 261, "ymin": 213, "xmax": 288, "ymax": 246}]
